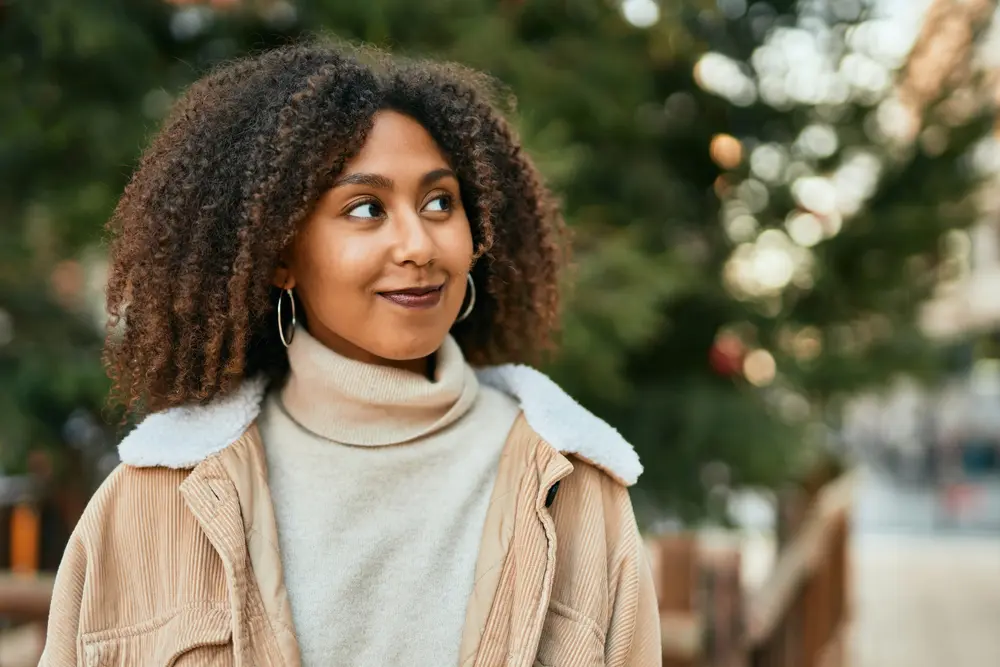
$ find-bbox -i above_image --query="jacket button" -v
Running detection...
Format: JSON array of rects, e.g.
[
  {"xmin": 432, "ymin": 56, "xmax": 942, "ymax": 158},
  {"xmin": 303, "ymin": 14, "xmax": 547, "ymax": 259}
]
[{"xmin": 544, "ymin": 481, "xmax": 560, "ymax": 508}]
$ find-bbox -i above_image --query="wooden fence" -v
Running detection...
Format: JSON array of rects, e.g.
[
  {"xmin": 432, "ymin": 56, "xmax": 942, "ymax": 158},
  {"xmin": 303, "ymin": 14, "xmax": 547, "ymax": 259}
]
[
  {"xmin": 650, "ymin": 472, "xmax": 856, "ymax": 667},
  {"xmin": 0, "ymin": 475, "xmax": 57, "ymax": 666}
]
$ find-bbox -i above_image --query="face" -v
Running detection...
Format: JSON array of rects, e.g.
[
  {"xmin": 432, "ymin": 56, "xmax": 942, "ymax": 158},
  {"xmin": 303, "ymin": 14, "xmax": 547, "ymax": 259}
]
[{"xmin": 274, "ymin": 110, "xmax": 474, "ymax": 371}]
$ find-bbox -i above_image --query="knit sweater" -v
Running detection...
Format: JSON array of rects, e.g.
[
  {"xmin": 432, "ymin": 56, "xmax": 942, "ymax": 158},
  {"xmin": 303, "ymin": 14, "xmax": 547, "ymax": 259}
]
[{"xmin": 257, "ymin": 328, "xmax": 520, "ymax": 667}]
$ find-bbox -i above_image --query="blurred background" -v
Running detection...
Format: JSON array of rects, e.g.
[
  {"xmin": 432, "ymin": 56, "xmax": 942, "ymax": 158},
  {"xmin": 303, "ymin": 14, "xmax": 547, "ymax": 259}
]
[{"xmin": 2, "ymin": 0, "xmax": 1000, "ymax": 665}]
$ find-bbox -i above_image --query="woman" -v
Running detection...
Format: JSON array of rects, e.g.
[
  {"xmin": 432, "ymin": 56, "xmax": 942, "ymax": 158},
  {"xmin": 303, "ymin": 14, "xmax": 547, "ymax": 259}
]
[{"xmin": 41, "ymin": 43, "xmax": 660, "ymax": 667}]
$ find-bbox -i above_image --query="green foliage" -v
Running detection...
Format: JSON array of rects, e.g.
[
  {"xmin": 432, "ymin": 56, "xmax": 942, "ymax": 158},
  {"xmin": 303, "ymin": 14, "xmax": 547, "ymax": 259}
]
[{"xmin": 1, "ymin": 0, "xmax": 994, "ymax": 521}]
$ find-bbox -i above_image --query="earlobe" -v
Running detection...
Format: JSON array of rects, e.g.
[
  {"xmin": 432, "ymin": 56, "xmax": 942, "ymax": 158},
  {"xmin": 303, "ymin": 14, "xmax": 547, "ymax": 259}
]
[{"xmin": 272, "ymin": 264, "xmax": 296, "ymax": 290}]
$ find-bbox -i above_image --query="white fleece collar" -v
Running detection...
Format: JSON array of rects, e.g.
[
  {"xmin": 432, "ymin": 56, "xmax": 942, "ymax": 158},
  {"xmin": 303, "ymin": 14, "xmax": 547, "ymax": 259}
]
[{"xmin": 117, "ymin": 365, "xmax": 643, "ymax": 486}]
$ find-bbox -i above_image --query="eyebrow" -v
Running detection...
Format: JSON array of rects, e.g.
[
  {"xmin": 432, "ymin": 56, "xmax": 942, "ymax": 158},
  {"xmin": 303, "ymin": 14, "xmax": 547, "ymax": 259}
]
[{"xmin": 332, "ymin": 168, "xmax": 457, "ymax": 191}]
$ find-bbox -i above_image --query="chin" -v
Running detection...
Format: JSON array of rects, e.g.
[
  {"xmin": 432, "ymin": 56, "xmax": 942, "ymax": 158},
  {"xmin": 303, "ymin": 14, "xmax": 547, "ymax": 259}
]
[{"xmin": 374, "ymin": 331, "xmax": 448, "ymax": 361}]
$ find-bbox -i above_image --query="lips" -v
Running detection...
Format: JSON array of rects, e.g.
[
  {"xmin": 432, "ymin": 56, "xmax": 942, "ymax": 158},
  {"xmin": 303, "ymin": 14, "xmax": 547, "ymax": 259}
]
[{"xmin": 378, "ymin": 284, "xmax": 444, "ymax": 309}]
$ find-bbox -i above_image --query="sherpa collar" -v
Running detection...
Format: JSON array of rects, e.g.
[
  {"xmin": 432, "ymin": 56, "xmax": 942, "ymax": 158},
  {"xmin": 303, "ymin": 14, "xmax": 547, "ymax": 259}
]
[{"xmin": 117, "ymin": 365, "xmax": 643, "ymax": 486}]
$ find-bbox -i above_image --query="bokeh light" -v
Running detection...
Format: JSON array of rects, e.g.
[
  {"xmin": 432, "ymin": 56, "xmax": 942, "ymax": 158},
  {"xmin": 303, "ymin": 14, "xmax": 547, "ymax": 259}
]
[
  {"xmin": 621, "ymin": 0, "xmax": 660, "ymax": 28},
  {"xmin": 743, "ymin": 348, "xmax": 777, "ymax": 386},
  {"xmin": 710, "ymin": 133, "xmax": 744, "ymax": 169},
  {"xmin": 786, "ymin": 211, "xmax": 825, "ymax": 248}
]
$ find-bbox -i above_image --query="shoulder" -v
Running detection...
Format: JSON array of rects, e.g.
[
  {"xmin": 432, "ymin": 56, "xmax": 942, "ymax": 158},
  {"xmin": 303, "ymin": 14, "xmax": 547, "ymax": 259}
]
[
  {"xmin": 73, "ymin": 464, "xmax": 194, "ymax": 551},
  {"xmin": 115, "ymin": 366, "xmax": 643, "ymax": 487},
  {"xmin": 476, "ymin": 364, "xmax": 643, "ymax": 487},
  {"xmin": 117, "ymin": 376, "xmax": 268, "ymax": 469},
  {"xmin": 52, "ymin": 464, "xmax": 231, "ymax": 639}
]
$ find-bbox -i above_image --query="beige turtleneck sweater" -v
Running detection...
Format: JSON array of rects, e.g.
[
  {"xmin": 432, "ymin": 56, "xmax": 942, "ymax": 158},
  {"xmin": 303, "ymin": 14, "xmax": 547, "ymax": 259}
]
[{"xmin": 257, "ymin": 328, "xmax": 520, "ymax": 667}]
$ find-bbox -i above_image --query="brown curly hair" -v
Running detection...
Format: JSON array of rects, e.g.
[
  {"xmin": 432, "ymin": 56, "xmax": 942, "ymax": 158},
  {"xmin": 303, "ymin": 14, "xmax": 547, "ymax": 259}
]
[{"xmin": 105, "ymin": 41, "xmax": 567, "ymax": 416}]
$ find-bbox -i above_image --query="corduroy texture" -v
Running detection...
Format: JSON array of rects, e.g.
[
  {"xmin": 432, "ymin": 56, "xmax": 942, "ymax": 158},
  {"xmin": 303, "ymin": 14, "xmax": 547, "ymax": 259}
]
[
  {"xmin": 40, "ymin": 420, "xmax": 661, "ymax": 667},
  {"xmin": 40, "ymin": 451, "xmax": 290, "ymax": 667},
  {"xmin": 462, "ymin": 419, "xmax": 661, "ymax": 667}
]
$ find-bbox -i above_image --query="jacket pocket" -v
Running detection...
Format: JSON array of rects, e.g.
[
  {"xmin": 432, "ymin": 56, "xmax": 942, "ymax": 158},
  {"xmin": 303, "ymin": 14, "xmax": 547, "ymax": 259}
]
[
  {"xmin": 82, "ymin": 606, "xmax": 233, "ymax": 667},
  {"xmin": 534, "ymin": 601, "xmax": 606, "ymax": 667}
]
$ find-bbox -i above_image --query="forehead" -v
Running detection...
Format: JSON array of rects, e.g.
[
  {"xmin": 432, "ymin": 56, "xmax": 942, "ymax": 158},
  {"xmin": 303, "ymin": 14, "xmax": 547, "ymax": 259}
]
[{"xmin": 344, "ymin": 109, "xmax": 450, "ymax": 173}]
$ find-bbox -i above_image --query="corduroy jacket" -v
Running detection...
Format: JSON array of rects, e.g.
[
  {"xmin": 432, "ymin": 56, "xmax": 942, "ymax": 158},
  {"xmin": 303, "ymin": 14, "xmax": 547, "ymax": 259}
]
[{"xmin": 40, "ymin": 365, "xmax": 661, "ymax": 667}]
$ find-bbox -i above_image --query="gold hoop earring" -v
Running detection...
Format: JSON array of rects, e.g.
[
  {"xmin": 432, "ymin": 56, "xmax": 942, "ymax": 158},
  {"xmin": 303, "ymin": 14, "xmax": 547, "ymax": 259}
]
[
  {"xmin": 456, "ymin": 274, "xmax": 475, "ymax": 323},
  {"xmin": 277, "ymin": 287, "xmax": 296, "ymax": 348}
]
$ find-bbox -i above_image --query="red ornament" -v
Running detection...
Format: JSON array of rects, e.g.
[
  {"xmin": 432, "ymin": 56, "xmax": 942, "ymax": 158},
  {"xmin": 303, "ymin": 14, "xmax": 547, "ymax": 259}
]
[{"xmin": 709, "ymin": 333, "xmax": 745, "ymax": 376}]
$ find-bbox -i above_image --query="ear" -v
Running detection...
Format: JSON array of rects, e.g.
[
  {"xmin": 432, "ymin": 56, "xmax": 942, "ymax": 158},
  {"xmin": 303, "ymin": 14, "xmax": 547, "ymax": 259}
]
[{"xmin": 271, "ymin": 262, "xmax": 296, "ymax": 291}]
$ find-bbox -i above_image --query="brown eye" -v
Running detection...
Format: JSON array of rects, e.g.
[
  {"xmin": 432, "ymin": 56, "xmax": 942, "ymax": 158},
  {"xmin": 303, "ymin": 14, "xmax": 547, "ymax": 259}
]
[
  {"xmin": 423, "ymin": 194, "xmax": 452, "ymax": 213},
  {"xmin": 346, "ymin": 199, "xmax": 384, "ymax": 219}
]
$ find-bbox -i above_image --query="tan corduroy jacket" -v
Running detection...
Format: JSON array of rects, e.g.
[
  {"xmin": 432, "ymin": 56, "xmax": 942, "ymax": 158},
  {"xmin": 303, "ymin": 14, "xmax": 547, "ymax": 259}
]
[{"xmin": 40, "ymin": 365, "xmax": 661, "ymax": 667}]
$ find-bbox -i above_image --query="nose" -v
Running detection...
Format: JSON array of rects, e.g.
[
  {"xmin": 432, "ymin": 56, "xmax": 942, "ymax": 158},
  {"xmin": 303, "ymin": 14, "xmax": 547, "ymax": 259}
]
[{"xmin": 391, "ymin": 208, "xmax": 436, "ymax": 267}]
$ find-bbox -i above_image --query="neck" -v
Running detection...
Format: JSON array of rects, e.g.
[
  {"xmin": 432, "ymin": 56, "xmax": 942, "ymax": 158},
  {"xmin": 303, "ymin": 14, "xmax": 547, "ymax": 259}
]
[
  {"xmin": 278, "ymin": 327, "xmax": 477, "ymax": 446},
  {"xmin": 298, "ymin": 321, "xmax": 430, "ymax": 376}
]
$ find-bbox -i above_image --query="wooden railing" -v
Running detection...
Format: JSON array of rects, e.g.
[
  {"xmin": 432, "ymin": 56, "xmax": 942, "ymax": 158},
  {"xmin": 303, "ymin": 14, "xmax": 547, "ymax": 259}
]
[
  {"xmin": 0, "ymin": 573, "xmax": 52, "ymax": 666},
  {"xmin": 650, "ymin": 472, "xmax": 856, "ymax": 667},
  {"xmin": 0, "ymin": 574, "xmax": 53, "ymax": 621},
  {"xmin": 0, "ymin": 480, "xmax": 54, "ymax": 666}
]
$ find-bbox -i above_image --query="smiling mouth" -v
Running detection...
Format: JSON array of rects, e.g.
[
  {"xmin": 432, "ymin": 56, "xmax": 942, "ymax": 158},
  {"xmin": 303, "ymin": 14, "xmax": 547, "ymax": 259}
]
[{"xmin": 378, "ymin": 284, "xmax": 444, "ymax": 309}]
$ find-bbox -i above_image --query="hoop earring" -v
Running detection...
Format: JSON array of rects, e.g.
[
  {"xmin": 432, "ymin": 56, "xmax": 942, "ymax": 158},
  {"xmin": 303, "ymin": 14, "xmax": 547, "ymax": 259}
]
[
  {"xmin": 277, "ymin": 287, "xmax": 296, "ymax": 348},
  {"xmin": 456, "ymin": 273, "xmax": 476, "ymax": 323}
]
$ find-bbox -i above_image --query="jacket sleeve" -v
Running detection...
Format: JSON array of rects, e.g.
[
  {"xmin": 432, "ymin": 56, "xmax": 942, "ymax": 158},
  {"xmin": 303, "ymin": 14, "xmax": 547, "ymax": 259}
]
[
  {"xmin": 37, "ymin": 530, "xmax": 87, "ymax": 666},
  {"xmin": 606, "ymin": 510, "xmax": 662, "ymax": 667},
  {"xmin": 625, "ymin": 541, "xmax": 663, "ymax": 666}
]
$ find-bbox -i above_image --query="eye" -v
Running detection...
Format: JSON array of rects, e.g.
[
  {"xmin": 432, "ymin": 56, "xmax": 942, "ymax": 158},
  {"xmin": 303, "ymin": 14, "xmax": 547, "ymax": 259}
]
[
  {"xmin": 346, "ymin": 199, "xmax": 384, "ymax": 219},
  {"xmin": 423, "ymin": 194, "xmax": 453, "ymax": 213}
]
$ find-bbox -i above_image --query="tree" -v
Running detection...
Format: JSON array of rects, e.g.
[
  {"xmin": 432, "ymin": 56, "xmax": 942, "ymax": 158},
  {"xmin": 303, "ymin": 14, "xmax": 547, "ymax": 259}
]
[{"xmin": 2, "ymin": 0, "xmax": 995, "ymax": 523}]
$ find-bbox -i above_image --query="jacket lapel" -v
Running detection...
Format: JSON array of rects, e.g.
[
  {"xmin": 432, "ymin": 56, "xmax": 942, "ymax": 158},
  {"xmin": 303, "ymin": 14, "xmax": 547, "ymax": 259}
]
[
  {"xmin": 180, "ymin": 430, "xmax": 300, "ymax": 667},
  {"xmin": 466, "ymin": 418, "xmax": 575, "ymax": 667},
  {"xmin": 217, "ymin": 426, "xmax": 302, "ymax": 667},
  {"xmin": 458, "ymin": 415, "xmax": 528, "ymax": 666},
  {"xmin": 179, "ymin": 455, "xmax": 257, "ymax": 666},
  {"xmin": 177, "ymin": 415, "xmax": 578, "ymax": 667}
]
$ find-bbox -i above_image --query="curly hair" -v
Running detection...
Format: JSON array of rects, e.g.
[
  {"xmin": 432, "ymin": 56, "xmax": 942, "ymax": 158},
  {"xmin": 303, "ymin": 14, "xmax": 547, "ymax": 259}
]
[{"xmin": 104, "ymin": 41, "xmax": 567, "ymax": 416}]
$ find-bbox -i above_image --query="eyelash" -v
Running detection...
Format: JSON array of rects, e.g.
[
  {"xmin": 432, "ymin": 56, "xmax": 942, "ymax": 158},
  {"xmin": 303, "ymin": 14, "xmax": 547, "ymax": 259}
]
[
  {"xmin": 346, "ymin": 197, "xmax": 385, "ymax": 219},
  {"xmin": 426, "ymin": 193, "xmax": 453, "ymax": 212},
  {"xmin": 345, "ymin": 193, "xmax": 453, "ymax": 219}
]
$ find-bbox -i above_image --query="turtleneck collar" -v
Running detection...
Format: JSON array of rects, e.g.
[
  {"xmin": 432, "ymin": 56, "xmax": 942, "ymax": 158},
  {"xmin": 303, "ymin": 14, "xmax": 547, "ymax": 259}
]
[{"xmin": 278, "ymin": 327, "xmax": 479, "ymax": 446}]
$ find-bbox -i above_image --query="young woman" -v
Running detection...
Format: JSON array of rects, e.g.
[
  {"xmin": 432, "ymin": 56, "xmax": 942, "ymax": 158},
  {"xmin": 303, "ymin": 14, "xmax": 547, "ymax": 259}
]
[{"xmin": 41, "ymin": 43, "xmax": 660, "ymax": 667}]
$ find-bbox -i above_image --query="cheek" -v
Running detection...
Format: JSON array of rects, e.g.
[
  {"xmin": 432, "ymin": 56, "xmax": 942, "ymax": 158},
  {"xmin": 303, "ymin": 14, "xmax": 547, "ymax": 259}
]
[
  {"xmin": 441, "ymin": 216, "xmax": 475, "ymax": 268},
  {"xmin": 441, "ymin": 221, "xmax": 475, "ymax": 312},
  {"xmin": 295, "ymin": 227, "xmax": 381, "ymax": 305}
]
